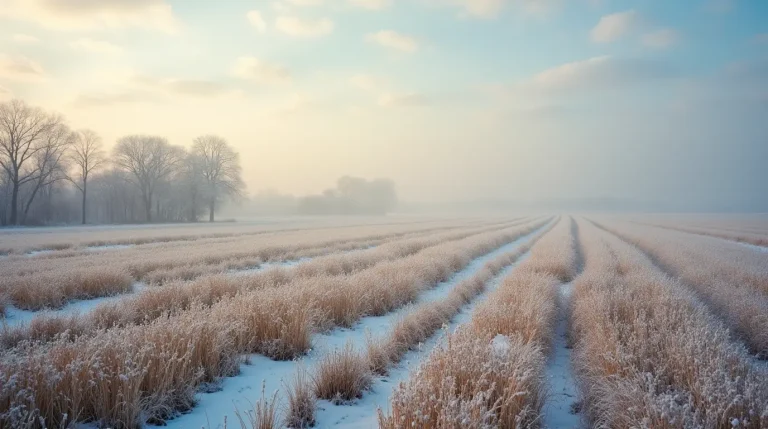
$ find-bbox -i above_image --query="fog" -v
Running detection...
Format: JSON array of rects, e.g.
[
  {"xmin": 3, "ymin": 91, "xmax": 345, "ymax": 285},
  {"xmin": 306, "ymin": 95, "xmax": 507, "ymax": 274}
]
[{"xmin": 1, "ymin": 0, "xmax": 767, "ymax": 225}]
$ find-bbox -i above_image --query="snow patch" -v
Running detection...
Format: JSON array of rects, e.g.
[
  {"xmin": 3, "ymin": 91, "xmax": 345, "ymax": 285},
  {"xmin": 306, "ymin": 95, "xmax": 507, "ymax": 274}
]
[
  {"xmin": 85, "ymin": 244, "xmax": 133, "ymax": 251},
  {"xmin": 491, "ymin": 334, "xmax": 512, "ymax": 357},
  {"xmin": 542, "ymin": 282, "xmax": 581, "ymax": 429}
]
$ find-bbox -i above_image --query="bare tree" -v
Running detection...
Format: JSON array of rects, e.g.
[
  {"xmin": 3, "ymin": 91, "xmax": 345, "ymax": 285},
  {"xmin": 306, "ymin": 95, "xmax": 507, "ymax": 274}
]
[
  {"xmin": 0, "ymin": 99, "xmax": 62, "ymax": 224},
  {"xmin": 20, "ymin": 122, "xmax": 74, "ymax": 223},
  {"xmin": 113, "ymin": 135, "xmax": 185, "ymax": 223},
  {"xmin": 192, "ymin": 135, "xmax": 244, "ymax": 222},
  {"xmin": 66, "ymin": 129, "xmax": 106, "ymax": 224},
  {"xmin": 179, "ymin": 152, "xmax": 205, "ymax": 222}
]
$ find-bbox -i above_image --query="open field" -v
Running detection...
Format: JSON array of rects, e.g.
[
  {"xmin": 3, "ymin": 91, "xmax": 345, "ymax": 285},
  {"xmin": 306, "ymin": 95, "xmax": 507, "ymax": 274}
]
[{"xmin": 1, "ymin": 215, "xmax": 767, "ymax": 428}]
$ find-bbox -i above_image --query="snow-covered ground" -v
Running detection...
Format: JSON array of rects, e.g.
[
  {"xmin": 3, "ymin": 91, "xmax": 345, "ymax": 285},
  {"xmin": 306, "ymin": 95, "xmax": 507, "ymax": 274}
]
[
  {"xmin": 740, "ymin": 242, "xmax": 768, "ymax": 253},
  {"xmin": 542, "ymin": 282, "xmax": 582, "ymax": 429},
  {"xmin": 84, "ymin": 244, "xmax": 135, "ymax": 251},
  {"xmin": 158, "ymin": 225, "xmax": 544, "ymax": 429}
]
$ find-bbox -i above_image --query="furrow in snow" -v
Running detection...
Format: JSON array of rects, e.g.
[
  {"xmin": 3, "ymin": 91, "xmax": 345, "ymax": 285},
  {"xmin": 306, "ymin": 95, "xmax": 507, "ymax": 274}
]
[{"xmin": 542, "ymin": 282, "xmax": 581, "ymax": 429}]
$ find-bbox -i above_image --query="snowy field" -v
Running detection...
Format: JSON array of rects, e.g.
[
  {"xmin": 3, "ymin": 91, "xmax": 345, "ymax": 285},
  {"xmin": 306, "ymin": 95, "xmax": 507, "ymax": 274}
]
[{"xmin": 1, "ymin": 215, "xmax": 767, "ymax": 429}]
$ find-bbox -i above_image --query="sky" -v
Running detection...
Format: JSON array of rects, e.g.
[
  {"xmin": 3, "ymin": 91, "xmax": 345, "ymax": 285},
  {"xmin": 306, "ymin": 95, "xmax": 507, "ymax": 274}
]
[{"xmin": 0, "ymin": 0, "xmax": 767, "ymax": 211}]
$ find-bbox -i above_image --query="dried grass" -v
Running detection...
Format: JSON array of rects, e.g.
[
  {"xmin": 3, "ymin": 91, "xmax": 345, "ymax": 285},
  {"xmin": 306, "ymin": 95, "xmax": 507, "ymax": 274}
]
[
  {"xmin": 232, "ymin": 382, "xmax": 281, "ymax": 429},
  {"xmin": 313, "ymin": 343, "xmax": 373, "ymax": 403},
  {"xmin": 0, "ymin": 221, "xmax": 502, "ymax": 310},
  {"xmin": 378, "ymin": 329, "xmax": 545, "ymax": 429},
  {"xmin": 0, "ymin": 220, "xmax": 547, "ymax": 428},
  {"xmin": 284, "ymin": 369, "xmax": 316, "ymax": 428},
  {"xmin": 2, "ymin": 268, "xmax": 133, "ymax": 311},
  {"xmin": 598, "ymin": 220, "xmax": 768, "ymax": 357},
  {"xmin": 570, "ymin": 219, "xmax": 768, "ymax": 429},
  {"xmin": 1, "ymin": 222, "xmax": 528, "ymax": 349},
  {"xmin": 639, "ymin": 220, "xmax": 768, "ymax": 247},
  {"xmin": 378, "ymin": 217, "xmax": 577, "ymax": 428}
]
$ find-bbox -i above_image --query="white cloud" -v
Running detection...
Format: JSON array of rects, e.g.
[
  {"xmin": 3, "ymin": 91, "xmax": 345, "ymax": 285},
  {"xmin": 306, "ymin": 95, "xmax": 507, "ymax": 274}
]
[
  {"xmin": 528, "ymin": 55, "xmax": 672, "ymax": 92},
  {"xmin": 366, "ymin": 30, "xmax": 419, "ymax": 53},
  {"xmin": 642, "ymin": 29, "xmax": 679, "ymax": 49},
  {"xmin": 0, "ymin": 54, "xmax": 47, "ymax": 82},
  {"xmin": 232, "ymin": 56, "xmax": 292, "ymax": 84},
  {"xmin": 591, "ymin": 10, "xmax": 638, "ymax": 43},
  {"xmin": 70, "ymin": 38, "xmax": 123, "ymax": 55},
  {"xmin": 0, "ymin": 0, "xmax": 179, "ymax": 33},
  {"xmin": 275, "ymin": 16, "xmax": 334, "ymax": 38},
  {"xmin": 348, "ymin": 0, "xmax": 391, "ymax": 10},
  {"xmin": 11, "ymin": 33, "xmax": 39, "ymax": 44},
  {"xmin": 247, "ymin": 10, "xmax": 267, "ymax": 33}
]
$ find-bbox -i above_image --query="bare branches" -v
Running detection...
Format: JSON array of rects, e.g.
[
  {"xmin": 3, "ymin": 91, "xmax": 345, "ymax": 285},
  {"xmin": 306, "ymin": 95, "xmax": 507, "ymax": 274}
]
[
  {"xmin": 0, "ymin": 99, "xmax": 66, "ymax": 224},
  {"xmin": 113, "ymin": 135, "xmax": 186, "ymax": 222},
  {"xmin": 192, "ymin": 135, "xmax": 244, "ymax": 222},
  {"xmin": 65, "ymin": 129, "xmax": 106, "ymax": 224},
  {"xmin": 67, "ymin": 130, "xmax": 106, "ymax": 192}
]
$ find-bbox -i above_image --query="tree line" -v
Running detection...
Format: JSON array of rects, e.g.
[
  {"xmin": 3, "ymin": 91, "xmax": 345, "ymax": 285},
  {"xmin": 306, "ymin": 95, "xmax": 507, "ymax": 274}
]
[
  {"xmin": 296, "ymin": 176, "xmax": 397, "ymax": 215},
  {"xmin": 0, "ymin": 99, "xmax": 244, "ymax": 226}
]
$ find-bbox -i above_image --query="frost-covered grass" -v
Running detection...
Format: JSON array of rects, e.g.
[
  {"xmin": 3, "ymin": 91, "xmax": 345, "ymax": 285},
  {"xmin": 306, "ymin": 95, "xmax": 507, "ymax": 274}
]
[
  {"xmin": 309, "ymin": 220, "xmax": 552, "ymax": 416},
  {"xmin": 158, "ymin": 225, "xmax": 546, "ymax": 429},
  {"xmin": 0, "ymin": 216, "xmax": 480, "ymax": 255},
  {"xmin": 0, "ymin": 220, "xmax": 546, "ymax": 428},
  {"xmin": 0, "ymin": 292, "xmax": 7, "ymax": 318},
  {"xmin": 379, "ymin": 217, "xmax": 577, "ymax": 428},
  {"xmin": 598, "ymin": 220, "xmax": 768, "ymax": 357},
  {"xmin": 0, "ymin": 220, "xmax": 507, "ymax": 311},
  {"xmin": 636, "ymin": 219, "xmax": 768, "ymax": 247},
  {"xmin": 1, "ymin": 268, "xmax": 133, "ymax": 311},
  {"xmin": 0, "ymin": 221, "xmax": 537, "ymax": 349},
  {"xmin": 571, "ymin": 219, "xmax": 768, "ymax": 429}
]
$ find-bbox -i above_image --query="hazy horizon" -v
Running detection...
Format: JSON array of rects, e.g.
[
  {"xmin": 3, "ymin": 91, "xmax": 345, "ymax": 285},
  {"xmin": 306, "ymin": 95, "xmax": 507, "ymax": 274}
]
[{"xmin": 1, "ymin": 0, "xmax": 767, "ymax": 212}]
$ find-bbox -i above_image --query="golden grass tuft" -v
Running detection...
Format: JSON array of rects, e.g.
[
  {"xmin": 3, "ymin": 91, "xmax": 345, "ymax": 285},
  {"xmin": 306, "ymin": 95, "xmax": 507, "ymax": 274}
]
[
  {"xmin": 233, "ymin": 383, "xmax": 281, "ymax": 429},
  {"xmin": 378, "ymin": 329, "xmax": 545, "ymax": 429},
  {"xmin": 313, "ymin": 343, "xmax": 372, "ymax": 404},
  {"xmin": 284, "ymin": 369, "xmax": 316, "ymax": 428},
  {"xmin": 3, "ymin": 268, "xmax": 132, "ymax": 311}
]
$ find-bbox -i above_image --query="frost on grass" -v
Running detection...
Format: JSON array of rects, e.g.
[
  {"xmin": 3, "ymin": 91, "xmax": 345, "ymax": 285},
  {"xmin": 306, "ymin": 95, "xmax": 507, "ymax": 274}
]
[
  {"xmin": 571, "ymin": 220, "xmax": 768, "ymax": 429},
  {"xmin": 379, "ymin": 329, "xmax": 544, "ymax": 429}
]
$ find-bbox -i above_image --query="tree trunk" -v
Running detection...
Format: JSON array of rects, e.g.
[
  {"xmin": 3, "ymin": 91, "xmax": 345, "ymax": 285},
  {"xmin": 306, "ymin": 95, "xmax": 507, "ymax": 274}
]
[
  {"xmin": 81, "ymin": 181, "xmax": 87, "ymax": 225},
  {"xmin": 9, "ymin": 180, "xmax": 18, "ymax": 225},
  {"xmin": 23, "ymin": 180, "xmax": 43, "ymax": 222},
  {"xmin": 144, "ymin": 193, "xmax": 152, "ymax": 223},
  {"xmin": 209, "ymin": 198, "xmax": 215, "ymax": 222}
]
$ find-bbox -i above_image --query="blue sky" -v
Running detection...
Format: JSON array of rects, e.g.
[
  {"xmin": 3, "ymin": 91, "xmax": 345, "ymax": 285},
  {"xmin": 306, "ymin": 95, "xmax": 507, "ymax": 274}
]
[{"xmin": 0, "ymin": 0, "xmax": 766, "ymax": 210}]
